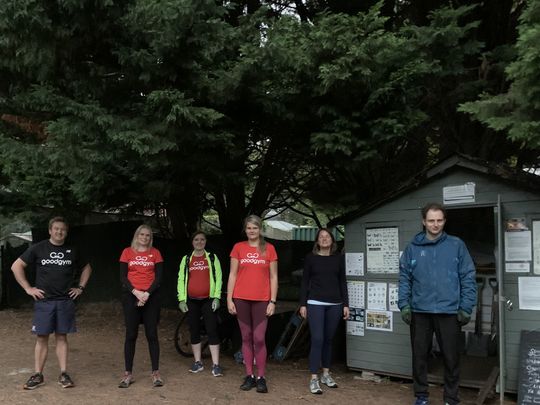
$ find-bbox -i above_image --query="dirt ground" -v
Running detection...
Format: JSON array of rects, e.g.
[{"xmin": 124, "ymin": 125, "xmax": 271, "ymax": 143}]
[{"xmin": 0, "ymin": 302, "xmax": 516, "ymax": 405}]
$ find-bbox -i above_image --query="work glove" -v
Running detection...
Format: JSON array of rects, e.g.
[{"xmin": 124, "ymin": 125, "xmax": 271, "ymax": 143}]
[
  {"xmin": 457, "ymin": 309, "xmax": 471, "ymax": 326},
  {"xmin": 178, "ymin": 301, "xmax": 188, "ymax": 313},
  {"xmin": 401, "ymin": 306, "xmax": 412, "ymax": 325},
  {"xmin": 212, "ymin": 298, "xmax": 220, "ymax": 312}
]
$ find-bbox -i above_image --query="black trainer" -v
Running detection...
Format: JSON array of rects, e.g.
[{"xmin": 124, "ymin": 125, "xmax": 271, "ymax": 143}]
[
  {"xmin": 24, "ymin": 373, "xmax": 44, "ymax": 390},
  {"xmin": 240, "ymin": 375, "xmax": 256, "ymax": 391},
  {"xmin": 58, "ymin": 372, "xmax": 74, "ymax": 388},
  {"xmin": 256, "ymin": 377, "xmax": 268, "ymax": 393}
]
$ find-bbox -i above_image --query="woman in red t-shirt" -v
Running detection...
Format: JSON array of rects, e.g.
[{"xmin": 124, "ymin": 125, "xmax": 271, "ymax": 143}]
[
  {"xmin": 177, "ymin": 231, "xmax": 223, "ymax": 377},
  {"xmin": 227, "ymin": 215, "xmax": 278, "ymax": 394},
  {"xmin": 118, "ymin": 225, "xmax": 164, "ymax": 388}
]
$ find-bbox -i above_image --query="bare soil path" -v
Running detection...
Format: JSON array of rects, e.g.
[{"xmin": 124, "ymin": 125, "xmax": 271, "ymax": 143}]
[{"xmin": 0, "ymin": 303, "xmax": 514, "ymax": 405}]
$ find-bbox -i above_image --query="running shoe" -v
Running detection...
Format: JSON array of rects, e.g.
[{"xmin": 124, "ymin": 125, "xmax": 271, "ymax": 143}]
[
  {"xmin": 256, "ymin": 377, "xmax": 268, "ymax": 393},
  {"xmin": 310, "ymin": 378, "xmax": 322, "ymax": 395},
  {"xmin": 239, "ymin": 375, "xmax": 256, "ymax": 391},
  {"xmin": 23, "ymin": 373, "xmax": 44, "ymax": 390},
  {"xmin": 414, "ymin": 396, "xmax": 428, "ymax": 405},
  {"xmin": 233, "ymin": 350, "xmax": 243, "ymax": 364},
  {"xmin": 152, "ymin": 371, "xmax": 163, "ymax": 387},
  {"xmin": 118, "ymin": 373, "xmax": 133, "ymax": 388},
  {"xmin": 211, "ymin": 364, "xmax": 223, "ymax": 377},
  {"xmin": 58, "ymin": 372, "xmax": 74, "ymax": 388},
  {"xmin": 320, "ymin": 373, "xmax": 338, "ymax": 388},
  {"xmin": 189, "ymin": 361, "xmax": 204, "ymax": 373}
]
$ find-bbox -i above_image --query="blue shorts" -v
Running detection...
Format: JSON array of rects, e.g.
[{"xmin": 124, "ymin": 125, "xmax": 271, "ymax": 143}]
[{"xmin": 32, "ymin": 299, "xmax": 77, "ymax": 335}]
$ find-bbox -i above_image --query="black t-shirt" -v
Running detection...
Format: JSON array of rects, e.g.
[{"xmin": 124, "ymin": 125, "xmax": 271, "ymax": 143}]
[{"xmin": 19, "ymin": 240, "xmax": 87, "ymax": 300}]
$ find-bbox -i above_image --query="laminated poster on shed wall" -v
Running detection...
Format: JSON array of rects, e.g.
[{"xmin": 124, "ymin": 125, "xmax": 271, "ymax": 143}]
[
  {"xmin": 505, "ymin": 230, "xmax": 532, "ymax": 262},
  {"xmin": 533, "ymin": 220, "xmax": 540, "ymax": 275},
  {"xmin": 346, "ymin": 252, "xmax": 364, "ymax": 276},
  {"xmin": 366, "ymin": 227, "xmax": 399, "ymax": 274},
  {"xmin": 518, "ymin": 277, "xmax": 540, "ymax": 311},
  {"xmin": 367, "ymin": 282, "xmax": 387, "ymax": 311},
  {"xmin": 347, "ymin": 281, "xmax": 365, "ymax": 309},
  {"xmin": 346, "ymin": 307, "xmax": 365, "ymax": 337},
  {"xmin": 365, "ymin": 310, "xmax": 393, "ymax": 332}
]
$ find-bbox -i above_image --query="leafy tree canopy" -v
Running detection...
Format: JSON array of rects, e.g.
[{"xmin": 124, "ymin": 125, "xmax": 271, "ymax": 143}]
[
  {"xmin": 460, "ymin": 0, "xmax": 540, "ymax": 154},
  {"xmin": 0, "ymin": 1, "xmax": 535, "ymax": 240}
]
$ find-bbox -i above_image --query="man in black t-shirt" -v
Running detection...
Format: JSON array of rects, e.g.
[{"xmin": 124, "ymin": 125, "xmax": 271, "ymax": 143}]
[{"xmin": 11, "ymin": 217, "xmax": 92, "ymax": 390}]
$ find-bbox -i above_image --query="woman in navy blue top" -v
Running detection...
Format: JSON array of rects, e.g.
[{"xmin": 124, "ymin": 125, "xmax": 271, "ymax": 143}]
[{"xmin": 299, "ymin": 228, "xmax": 349, "ymax": 395}]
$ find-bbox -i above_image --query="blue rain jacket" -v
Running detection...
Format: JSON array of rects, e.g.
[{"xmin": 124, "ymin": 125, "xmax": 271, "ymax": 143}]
[{"xmin": 398, "ymin": 231, "xmax": 476, "ymax": 315}]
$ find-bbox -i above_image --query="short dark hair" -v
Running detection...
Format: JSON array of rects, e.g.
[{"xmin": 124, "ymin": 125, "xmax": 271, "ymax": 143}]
[
  {"xmin": 421, "ymin": 203, "xmax": 446, "ymax": 219},
  {"xmin": 48, "ymin": 216, "xmax": 68, "ymax": 230},
  {"xmin": 191, "ymin": 230, "xmax": 207, "ymax": 240}
]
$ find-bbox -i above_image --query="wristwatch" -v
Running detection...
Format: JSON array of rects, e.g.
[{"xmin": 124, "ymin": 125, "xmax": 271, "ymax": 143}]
[
  {"xmin": 269, "ymin": 300, "xmax": 276, "ymax": 304},
  {"xmin": 78, "ymin": 285, "xmax": 85, "ymax": 291}
]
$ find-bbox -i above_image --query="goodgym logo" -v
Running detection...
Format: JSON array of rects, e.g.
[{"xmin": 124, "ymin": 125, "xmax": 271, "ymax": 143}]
[
  {"xmin": 190, "ymin": 260, "xmax": 208, "ymax": 272},
  {"xmin": 129, "ymin": 255, "xmax": 153, "ymax": 267},
  {"xmin": 41, "ymin": 251, "xmax": 72, "ymax": 266},
  {"xmin": 241, "ymin": 251, "xmax": 265, "ymax": 265}
]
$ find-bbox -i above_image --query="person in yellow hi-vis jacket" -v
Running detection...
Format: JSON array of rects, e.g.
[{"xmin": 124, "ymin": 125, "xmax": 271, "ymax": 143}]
[{"xmin": 177, "ymin": 231, "xmax": 223, "ymax": 377}]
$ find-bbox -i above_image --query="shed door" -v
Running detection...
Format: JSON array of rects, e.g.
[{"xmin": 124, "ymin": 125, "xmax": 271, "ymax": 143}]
[
  {"xmin": 499, "ymin": 197, "xmax": 540, "ymax": 395},
  {"xmin": 496, "ymin": 196, "xmax": 506, "ymax": 399}
]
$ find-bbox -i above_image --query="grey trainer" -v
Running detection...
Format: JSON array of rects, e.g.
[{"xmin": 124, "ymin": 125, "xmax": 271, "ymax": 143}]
[
  {"xmin": 310, "ymin": 378, "xmax": 322, "ymax": 394},
  {"xmin": 320, "ymin": 373, "xmax": 338, "ymax": 388}
]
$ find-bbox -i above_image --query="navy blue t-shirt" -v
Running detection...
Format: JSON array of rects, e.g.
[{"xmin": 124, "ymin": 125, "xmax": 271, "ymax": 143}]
[
  {"xmin": 299, "ymin": 253, "xmax": 349, "ymax": 306},
  {"xmin": 19, "ymin": 240, "xmax": 87, "ymax": 300}
]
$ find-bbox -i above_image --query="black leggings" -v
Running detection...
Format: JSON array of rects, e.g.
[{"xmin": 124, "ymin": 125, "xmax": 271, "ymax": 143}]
[
  {"xmin": 122, "ymin": 290, "xmax": 161, "ymax": 372},
  {"xmin": 307, "ymin": 304, "xmax": 342, "ymax": 374},
  {"xmin": 187, "ymin": 297, "xmax": 220, "ymax": 345}
]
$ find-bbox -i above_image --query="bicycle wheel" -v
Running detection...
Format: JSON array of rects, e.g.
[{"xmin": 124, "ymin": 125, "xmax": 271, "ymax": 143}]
[
  {"xmin": 174, "ymin": 313, "xmax": 210, "ymax": 357},
  {"xmin": 174, "ymin": 314, "xmax": 193, "ymax": 357}
]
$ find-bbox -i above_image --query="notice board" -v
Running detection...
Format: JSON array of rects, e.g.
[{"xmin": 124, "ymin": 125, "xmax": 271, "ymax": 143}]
[
  {"xmin": 518, "ymin": 330, "xmax": 540, "ymax": 404},
  {"xmin": 365, "ymin": 227, "xmax": 399, "ymax": 274}
]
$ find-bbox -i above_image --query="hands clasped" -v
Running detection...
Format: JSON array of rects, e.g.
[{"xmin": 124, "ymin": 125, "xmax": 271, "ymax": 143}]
[{"xmin": 132, "ymin": 289, "xmax": 149, "ymax": 306}]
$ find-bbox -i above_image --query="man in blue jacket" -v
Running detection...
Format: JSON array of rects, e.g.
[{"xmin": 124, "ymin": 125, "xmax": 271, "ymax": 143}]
[{"xmin": 398, "ymin": 203, "xmax": 476, "ymax": 405}]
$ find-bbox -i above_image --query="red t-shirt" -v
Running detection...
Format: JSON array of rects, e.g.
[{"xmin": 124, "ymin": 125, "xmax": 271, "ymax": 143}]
[
  {"xmin": 230, "ymin": 241, "xmax": 278, "ymax": 301},
  {"xmin": 187, "ymin": 255, "xmax": 210, "ymax": 299},
  {"xmin": 119, "ymin": 247, "xmax": 163, "ymax": 291}
]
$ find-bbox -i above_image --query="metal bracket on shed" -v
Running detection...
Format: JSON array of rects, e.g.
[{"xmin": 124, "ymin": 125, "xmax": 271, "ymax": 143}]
[{"xmin": 497, "ymin": 294, "xmax": 513, "ymax": 311}]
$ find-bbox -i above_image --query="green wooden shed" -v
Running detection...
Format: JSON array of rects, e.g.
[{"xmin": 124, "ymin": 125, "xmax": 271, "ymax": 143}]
[{"xmin": 334, "ymin": 154, "xmax": 540, "ymax": 396}]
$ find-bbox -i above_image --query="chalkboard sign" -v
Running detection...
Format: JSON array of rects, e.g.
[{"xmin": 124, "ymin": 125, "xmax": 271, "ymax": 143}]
[{"xmin": 518, "ymin": 330, "xmax": 540, "ymax": 404}]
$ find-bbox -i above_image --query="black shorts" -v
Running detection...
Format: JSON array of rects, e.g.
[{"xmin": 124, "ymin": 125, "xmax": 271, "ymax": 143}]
[{"xmin": 32, "ymin": 299, "xmax": 77, "ymax": 335}]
